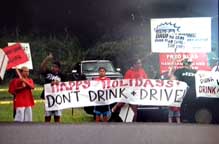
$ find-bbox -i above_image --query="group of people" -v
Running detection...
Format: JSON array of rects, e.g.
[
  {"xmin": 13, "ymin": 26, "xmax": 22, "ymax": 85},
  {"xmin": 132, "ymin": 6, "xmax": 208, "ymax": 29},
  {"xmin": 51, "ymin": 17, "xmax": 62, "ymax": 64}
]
[
  {"xmin": 8, "ymin": 53, "xmax": 200, "ymax": 123},
  {"xmin": 9, "ymin": 53, "xmax": 63, "ymax": 122}
]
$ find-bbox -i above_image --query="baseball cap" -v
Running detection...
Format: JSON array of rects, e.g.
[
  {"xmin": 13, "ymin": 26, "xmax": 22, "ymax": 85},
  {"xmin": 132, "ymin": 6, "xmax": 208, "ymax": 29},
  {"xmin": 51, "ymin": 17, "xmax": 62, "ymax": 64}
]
[{"xmin": 182, "ymin": 58, "xmax": 192, "ymax": 66}]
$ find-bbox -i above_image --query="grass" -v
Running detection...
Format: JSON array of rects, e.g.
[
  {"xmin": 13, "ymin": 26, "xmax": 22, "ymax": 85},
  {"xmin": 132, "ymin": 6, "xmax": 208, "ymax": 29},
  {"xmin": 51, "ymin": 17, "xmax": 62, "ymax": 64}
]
[
  {"xmin": 0, "ymin": 86, "xmax": 43, "ymax": 100},
  {"xmin": 0, "ymin": 87, "xmax": 94, "ymax": 123},
  {"xmin": 0, "ymin": 102, "xmax": 94, "ymax": 123}
]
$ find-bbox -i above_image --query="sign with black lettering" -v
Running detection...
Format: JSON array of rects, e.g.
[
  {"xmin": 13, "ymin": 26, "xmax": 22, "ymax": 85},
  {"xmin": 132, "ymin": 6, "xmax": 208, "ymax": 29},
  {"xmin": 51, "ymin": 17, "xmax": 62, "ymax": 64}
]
[
  {"xmin": 44, "ymin": 79, "xmax": 188, "ymax": 111},
  {"xmin": 151, "ymin": 17, "xmax": 211, "ymax": 53},
  {"xmin": 195, "ymin": 71, "xmax": 219, "ymax": 98},
  {"xmin": 8, "ymin": 42, "xmax": 33, "ymax": 69},
  {"xmin": 3, "ymin": 43, "xmax": 28, "ymax": 70}
]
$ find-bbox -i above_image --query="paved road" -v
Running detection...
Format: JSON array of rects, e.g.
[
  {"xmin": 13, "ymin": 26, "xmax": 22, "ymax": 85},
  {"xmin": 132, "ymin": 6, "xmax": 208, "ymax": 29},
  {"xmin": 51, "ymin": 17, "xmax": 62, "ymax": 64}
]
[{"xmin": 0, "ymin": 123, "xmax": 218, "ymax": 144}]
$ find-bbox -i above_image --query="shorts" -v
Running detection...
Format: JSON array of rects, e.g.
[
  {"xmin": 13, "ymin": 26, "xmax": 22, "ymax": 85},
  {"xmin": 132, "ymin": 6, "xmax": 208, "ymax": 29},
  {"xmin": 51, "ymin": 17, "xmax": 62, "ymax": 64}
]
[
  {"xmin": 168, "ymin": 109, "xmax": 180, "ymax": 118},
  {"xmin": 45, "ymin": 110, "xmax": 62, "ymax": 117},
  {"xmin": 14, "ymin": 107, "xmax": 32, "ymax": 122},
  {"xmin": 94, "ymin": 110, "xmax": 111, "ymax": 117}
]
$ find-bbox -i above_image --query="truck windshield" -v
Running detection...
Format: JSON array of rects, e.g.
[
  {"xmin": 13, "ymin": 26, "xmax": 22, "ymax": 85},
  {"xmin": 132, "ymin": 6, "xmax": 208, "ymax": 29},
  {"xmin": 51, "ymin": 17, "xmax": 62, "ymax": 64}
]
[{"xmin": 82, "ymin": 62, "xmax": 115, "ymax": 73}]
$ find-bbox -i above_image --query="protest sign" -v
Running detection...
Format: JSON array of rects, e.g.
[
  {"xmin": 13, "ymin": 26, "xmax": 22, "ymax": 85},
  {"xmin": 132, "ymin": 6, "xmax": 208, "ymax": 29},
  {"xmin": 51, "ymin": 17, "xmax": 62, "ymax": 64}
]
[
  {"xmin": 0, "ymin": 49, "xmax": 8, "ymax": 79},
  {"xmin": 44, "ymin": 79, "xmax": 188, "ymax": 111},
  {"xmin": 8, "ymin": 42, "xmax": 33, "ymax": 69},
  {"xmin": 3, "ymin": 43, "xmax": 28, "ymax": 70},
  {"xmin": 159, "ymin": 53, "xmax": 210, "ymax": 74},
  {"xmin": 119, "ymin": 104, "xmax": 134, "ymax": 122},
  {"xmin": 151, "ymin": 17, "xmax": 211, "ymax": 53},
  {"xmin": 195, "ymin": 71, "xmax": 219, "ymax": 98}
]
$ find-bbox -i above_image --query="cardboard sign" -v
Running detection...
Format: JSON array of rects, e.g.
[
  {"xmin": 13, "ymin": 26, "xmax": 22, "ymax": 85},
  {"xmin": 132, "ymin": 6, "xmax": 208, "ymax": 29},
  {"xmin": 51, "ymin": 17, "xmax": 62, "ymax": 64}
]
[
  {"xmin": 3, "ymin": 43, "xmax": 28, "ymax": 70},
  {"xmin": 0, "ymin": 49, "xmax": 8, "ymax": 79},
  {"xmin": 195, "ymin": 71, "xmax": 219, "ymax": 98},
  {"xmin": 119, "ymin": 104, "xmax": 135, "ymax": 122},
  {"xmin": 8, "ymin": 43, "xmax": 33, "ymax": 69}
]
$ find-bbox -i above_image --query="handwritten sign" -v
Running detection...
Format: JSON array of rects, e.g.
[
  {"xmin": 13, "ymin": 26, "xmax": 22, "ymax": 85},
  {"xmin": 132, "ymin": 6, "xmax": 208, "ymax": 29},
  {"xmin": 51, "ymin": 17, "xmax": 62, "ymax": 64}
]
[
  {"xmin": 44, "ymin": 79, "xmax": 188, "ymax": 111},
  {"xmin": 195, "ymin": 71, "xmax": 219, "ymax": 98},
  {"xmin": 3, "ymin": 43, "xmax": 28, "ymax": 70},
  {"xmin": 8, "ymin": 42, "xmax": 33, "ymax": 69}
]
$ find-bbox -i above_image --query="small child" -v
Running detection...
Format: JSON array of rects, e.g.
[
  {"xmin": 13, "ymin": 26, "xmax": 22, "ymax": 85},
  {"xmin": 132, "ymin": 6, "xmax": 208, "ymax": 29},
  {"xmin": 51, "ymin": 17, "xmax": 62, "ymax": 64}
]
[
  {"xmin": 168, "ymin": 106, "xmax": 180, "ymax": 123},
  {"xmin": 13, "ymin": 67, "xmax": 35, "ymax": 122},
  {"xmin": 94, "ymin": 67, "xmax": 111, "ymax": 122}
]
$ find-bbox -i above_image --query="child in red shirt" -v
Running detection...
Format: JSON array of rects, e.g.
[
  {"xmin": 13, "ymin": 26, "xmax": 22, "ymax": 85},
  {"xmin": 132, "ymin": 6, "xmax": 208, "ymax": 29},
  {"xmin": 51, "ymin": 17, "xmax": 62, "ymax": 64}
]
[
  {"xmin": 94, "ymin": 67, "xmax": 111, "ymax": 122},
  {"xmin": 13, "ymin": 66, "xmax": 35, "ymax": 122}
]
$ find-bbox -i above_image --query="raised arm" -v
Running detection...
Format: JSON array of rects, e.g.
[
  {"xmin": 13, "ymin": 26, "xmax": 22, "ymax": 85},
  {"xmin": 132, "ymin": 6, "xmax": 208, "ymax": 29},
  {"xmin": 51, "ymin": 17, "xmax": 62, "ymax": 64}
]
[{"xmin": 40, "ymin": 53, "xmax": 53, "ymax": 73}]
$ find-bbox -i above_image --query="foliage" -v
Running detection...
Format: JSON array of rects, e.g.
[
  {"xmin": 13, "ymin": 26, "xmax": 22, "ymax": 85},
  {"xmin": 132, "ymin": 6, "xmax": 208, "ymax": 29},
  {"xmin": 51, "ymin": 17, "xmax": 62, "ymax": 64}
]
[
  {"xmin": 87, "ymin": 36, "xmax": 160, "ymax": 77},
  {"xmin": 0, "ymin": 32, "xmax": 160, "ymax": 85}
]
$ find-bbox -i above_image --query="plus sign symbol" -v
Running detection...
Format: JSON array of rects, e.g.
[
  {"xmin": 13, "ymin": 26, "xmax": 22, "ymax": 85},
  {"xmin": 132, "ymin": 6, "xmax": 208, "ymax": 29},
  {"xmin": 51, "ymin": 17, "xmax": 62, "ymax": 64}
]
[{"xmin": 131, "ymin": 91, "xmax": 137, "ymax": 96}]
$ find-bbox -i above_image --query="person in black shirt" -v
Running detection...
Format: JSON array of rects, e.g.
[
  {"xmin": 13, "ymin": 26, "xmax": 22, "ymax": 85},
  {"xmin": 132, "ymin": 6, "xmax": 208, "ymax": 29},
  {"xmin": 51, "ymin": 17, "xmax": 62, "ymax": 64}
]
[
  {"xmin": 170, "ymin": 58, "xmax": 197, "ymax": 123},
  {"xmin": 40, "ymin": 53, "xmax": 64, "ymax": 123}
]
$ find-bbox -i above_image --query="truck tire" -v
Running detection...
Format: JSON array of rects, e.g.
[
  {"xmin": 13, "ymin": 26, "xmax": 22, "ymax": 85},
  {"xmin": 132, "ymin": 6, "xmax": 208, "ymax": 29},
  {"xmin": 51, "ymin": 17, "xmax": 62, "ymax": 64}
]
[{"xmin": 194, "ymin": 108, "xmax": 213, "ymax": 124}]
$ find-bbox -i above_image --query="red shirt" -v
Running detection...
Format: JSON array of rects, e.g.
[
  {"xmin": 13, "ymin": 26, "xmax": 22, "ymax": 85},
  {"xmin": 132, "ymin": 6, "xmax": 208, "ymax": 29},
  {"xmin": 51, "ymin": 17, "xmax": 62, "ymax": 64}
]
[
  {"xmin": 95, "ymin": 77, "xmax": 110, "ymax": 81},
  {"xmin": 14, "ymin": 78, "xmax": 35, "ymax": 108},
  {"xmin": 169, "ymin": 106, "xmax": 180, "ymax": 112},
  {"xmin": 124, "ymin": 68, "xmax": 148, "ymax": 79}
]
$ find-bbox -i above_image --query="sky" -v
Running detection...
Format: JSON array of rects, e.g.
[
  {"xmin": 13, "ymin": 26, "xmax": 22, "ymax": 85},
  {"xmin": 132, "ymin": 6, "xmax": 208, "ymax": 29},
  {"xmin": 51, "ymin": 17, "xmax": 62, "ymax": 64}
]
[{"xmin": 0, "ymin": 0, "xmax": 218, "ymax": 46}]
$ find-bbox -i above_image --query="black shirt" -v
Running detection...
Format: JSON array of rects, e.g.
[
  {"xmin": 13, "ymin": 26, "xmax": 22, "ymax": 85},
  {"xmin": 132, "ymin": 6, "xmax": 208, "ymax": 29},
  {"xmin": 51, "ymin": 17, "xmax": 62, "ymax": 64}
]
[{"xmin": 174, "ymin": 67, "xmax": 197, "ymax": 88}]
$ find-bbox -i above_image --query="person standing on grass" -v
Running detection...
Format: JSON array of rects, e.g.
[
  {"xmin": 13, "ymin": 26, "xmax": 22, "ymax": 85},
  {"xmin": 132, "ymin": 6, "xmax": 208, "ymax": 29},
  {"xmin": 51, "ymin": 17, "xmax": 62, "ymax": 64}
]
[
  {"xmin": 8, "ymin": 71, "xmax": 19, "ymax": 119},
  {"xmin": 93, "ymin": 67, "xmax": 111, "ymax": 122},
  {"xmin": 112, "ymin": 58, "xmax": 148, "ymax": 122},
  {"xmin": 12, "ymin": 66, "xmax": 35, "ymax": 122},
  {"xmin": 40, "ymin": 53, "xmax": 64, "ymax": 123}
]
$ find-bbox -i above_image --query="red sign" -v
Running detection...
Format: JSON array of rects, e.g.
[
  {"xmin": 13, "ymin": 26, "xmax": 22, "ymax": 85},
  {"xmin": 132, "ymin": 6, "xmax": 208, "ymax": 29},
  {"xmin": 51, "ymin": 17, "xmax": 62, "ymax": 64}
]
[
  {"xmin": 3, "ymin": 43, "xmax": 28, "ymax": 70},
  {"xmin": 159, "ymin": 53, "xmax": 211, "ymax": 74}
]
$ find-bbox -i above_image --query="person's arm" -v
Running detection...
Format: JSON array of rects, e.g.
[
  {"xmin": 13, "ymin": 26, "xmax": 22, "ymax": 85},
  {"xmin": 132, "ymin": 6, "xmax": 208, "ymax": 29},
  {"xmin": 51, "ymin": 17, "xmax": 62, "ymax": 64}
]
[
  {"xmin": 21, "ymin": 78, "xmax": 34, "ymax": 89},
  {"xmin": 169, "ymin": 74, "xmax": 176, "ymax": 80},
  {"xmin": 15, "ymin": 79, "xmax": 26, "ymax": 91},
  {"xmin": 124, "ymin": 69, "xmax": 131, "ymax": 79},
  {"xmin": 141, "ymin": 69, "xmax": 148, "ymax": 79},
  {"xmin": 40, "ymin": 53, "xmax": 53, "ymax": 73}
]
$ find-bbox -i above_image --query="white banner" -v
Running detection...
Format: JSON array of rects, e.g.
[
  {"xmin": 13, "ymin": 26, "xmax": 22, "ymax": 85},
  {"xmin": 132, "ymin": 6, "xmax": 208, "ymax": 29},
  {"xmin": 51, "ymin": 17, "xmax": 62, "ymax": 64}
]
[
  {"xmin": 195, "ymin": 71, "xmax": 219, "ymax": 98},
  {"xmin": 0, "ymin": 49, "xmax": 8, "ymax": 79},
  {"xmin": 8, "ymin": 42, "xmax": 33, "ymax": 69},
  {"xmin": 44, "ymin": 79, "xmax": 188, "ymax": 111},
  {"xmin": 151, "ymin": 17, "xmax": 211, "ymax": 53}
]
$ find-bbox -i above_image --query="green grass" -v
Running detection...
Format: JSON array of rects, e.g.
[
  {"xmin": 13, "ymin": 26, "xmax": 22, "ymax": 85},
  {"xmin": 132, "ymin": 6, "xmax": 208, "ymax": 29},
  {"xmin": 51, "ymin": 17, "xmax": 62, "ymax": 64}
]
[
  {"xmin": 0, "ymin": 87, "xmax": 43, "ymax": 100},
  {"xmin": 0, "ymin": 102, "xmax": 94, "ymax": 123},
  {"xmin": 0, "ymin": 87, "xmax": 94, "ymax": 123}
]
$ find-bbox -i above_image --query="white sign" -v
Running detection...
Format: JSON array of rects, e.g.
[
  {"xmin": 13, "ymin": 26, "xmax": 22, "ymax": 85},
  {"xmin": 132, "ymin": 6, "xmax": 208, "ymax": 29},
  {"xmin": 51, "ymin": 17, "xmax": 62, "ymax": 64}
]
[
  {"xmin": 44, "ymin": 79, "xmax": 188, "ymax": 111},
  {"xmin": 8, "ymin": 42, "xmax": 33, "ymax": 69},
  {"xmin": 119, "ymin": 104, "xmax": 134, "ymax": 122},
  {"xmin": 151, "ymin": 17, "xmax": 211, "ymax": 53},
  {"xmin": 195, "ymin": 71, "xmax": 219, "ymax": 98},
  {"xmin": 0, "ymin": 49, "xmax": 8, "ymax": 79}
]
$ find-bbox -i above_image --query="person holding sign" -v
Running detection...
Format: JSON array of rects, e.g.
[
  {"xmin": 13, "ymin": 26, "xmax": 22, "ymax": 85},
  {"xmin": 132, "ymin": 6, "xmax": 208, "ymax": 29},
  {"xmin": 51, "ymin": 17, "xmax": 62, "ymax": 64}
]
[
  {"xmin": 12, "ymin": 67, "xmax": 35, "ymax": 122},
  {"xmin": 40, "ymin": 53, "xmax": 64, "ymax": 123},
  {"xmin": 94, "ymin": 67, "xmax": 111, "ymax": 122},
  {"xmin": 169, "ymin": 58, "xmax": 197, "ymax": 123},
  {"xmin": 112, "ymin": 58, "xmax": 148, "ymax": 122}
]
